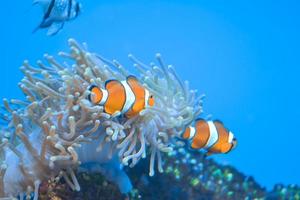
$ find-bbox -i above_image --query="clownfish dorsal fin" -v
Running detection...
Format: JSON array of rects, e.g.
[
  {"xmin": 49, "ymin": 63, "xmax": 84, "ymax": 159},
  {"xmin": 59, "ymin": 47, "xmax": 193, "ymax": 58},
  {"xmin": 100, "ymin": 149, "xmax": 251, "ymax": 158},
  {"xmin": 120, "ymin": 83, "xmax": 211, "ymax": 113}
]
[
  {"xmin": 126, "ymin": 75, "xmax": 138, "ymax": 82},
  {"xmin": 214, "ymin": 119, "xmax": 231, "ymax": 133},
  {"xmin": 214, "ymin": 119, "xmax": 224, "ymax": 125},
  {"xmin": 195, "ymin": 118, "xmax": 206, "ymax": 123},
  {"xmin": 126, "ymin": 75, "xmax": 140, "ymax": 87},
  {"xmin": 105, "ymin": 79, "xmax": 119, "ymax": 88}
]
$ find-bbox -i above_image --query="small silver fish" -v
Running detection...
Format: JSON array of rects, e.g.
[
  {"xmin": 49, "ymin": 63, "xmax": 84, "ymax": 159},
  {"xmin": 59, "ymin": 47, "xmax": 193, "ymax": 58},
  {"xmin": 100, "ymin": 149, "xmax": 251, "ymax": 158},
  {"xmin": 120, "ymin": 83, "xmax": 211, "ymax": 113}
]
[{"xmin": 33, "ymin": 0, "xmax": 81, "ymax": 36}]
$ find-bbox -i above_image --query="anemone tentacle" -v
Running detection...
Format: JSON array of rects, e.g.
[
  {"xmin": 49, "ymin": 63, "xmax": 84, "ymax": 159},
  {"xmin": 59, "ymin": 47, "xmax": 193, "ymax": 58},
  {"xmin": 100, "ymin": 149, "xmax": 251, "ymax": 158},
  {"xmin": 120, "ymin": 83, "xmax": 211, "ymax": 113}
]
[{"xmin": 0, "ymin": 39, "xmax": 204, "ymax": 198}]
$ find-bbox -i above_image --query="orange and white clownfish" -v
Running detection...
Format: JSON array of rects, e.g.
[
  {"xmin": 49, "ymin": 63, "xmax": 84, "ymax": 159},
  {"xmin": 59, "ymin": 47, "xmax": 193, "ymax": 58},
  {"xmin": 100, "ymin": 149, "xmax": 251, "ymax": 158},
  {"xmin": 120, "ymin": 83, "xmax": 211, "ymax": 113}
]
[
  {"xmin": 181, "ymin": 119, "xmax": 237, "ymax": 156},
  {"xmin": 88, "ymin": 75, "xmax": 155, "ymax": 118}
]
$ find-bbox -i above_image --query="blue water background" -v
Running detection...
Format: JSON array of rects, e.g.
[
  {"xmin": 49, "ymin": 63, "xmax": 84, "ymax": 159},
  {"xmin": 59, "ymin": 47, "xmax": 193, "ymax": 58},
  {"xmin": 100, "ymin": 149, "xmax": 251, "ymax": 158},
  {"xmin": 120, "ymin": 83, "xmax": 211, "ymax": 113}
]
[{"xmin": 0, "ymin": 0, "xmax": 299, "ymax": 189}]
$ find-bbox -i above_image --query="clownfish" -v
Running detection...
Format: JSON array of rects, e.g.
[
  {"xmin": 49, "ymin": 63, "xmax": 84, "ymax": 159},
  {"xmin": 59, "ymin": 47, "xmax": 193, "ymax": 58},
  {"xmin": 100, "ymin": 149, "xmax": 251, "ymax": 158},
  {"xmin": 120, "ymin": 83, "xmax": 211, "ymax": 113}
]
[
  {"xmin": 88, "ymin": 76, "xmax": 155, "ymax": 118},
  {"xmin": 182, "ymin": 119, "xmax": 237, "ymax": 156}
]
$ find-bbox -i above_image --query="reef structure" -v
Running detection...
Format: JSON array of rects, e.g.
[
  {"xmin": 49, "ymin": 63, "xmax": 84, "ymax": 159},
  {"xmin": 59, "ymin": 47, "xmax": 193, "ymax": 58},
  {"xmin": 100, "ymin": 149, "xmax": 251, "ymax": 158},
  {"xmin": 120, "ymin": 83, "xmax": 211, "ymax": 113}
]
[{"xmin": 0, "ymin": 39, "xmax": 204, "ymax": 199}]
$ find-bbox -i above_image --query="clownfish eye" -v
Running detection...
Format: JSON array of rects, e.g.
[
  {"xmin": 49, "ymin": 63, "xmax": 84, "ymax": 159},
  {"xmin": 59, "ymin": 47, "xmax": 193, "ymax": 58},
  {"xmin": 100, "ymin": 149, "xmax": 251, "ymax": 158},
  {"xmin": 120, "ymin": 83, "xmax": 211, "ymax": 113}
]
[{"xmin": 148, "ymin": 95, "xmax": 155, "ymax": 107}]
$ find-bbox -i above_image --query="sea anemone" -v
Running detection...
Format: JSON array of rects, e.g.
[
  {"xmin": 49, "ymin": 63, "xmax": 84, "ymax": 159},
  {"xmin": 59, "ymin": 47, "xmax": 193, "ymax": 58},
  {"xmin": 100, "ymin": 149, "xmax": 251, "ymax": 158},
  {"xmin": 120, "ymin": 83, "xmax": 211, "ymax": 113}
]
[{"xmin": 0, "ymin": 39, "xmax": 204, "ymax": 199}]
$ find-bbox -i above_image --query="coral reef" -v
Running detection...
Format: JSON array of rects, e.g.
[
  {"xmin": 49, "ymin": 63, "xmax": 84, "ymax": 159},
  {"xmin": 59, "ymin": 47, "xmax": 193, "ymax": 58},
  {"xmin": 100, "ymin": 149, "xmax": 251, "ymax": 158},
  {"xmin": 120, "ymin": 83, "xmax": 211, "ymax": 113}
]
[
  {"xmin": 38, "ymin": 172, "xmax": 125, "ymax": 200},
  {"xmin": 131, "ymin": 147, "xmax": 300, "ymax": 200},
  {"xmin": 0, "ymin": 39, "xmax": 203, "ymax": 198},
  {"xmin": 38, "ymin": 147, "xmax": 300, "ymax": 200}
]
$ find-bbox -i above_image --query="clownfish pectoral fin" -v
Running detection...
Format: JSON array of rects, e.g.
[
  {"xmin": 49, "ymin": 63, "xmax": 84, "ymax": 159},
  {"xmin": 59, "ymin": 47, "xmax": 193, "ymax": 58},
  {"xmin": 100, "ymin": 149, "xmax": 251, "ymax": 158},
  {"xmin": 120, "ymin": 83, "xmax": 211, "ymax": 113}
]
[
  {"xmin": 223, "ymin": 141, "xmax": 236, "ymax": 154},
  {"xmin": 205, "ymin": 151, "xmax": 214, "ymax": 157},
  {"xmin": 190, "ymin": 119, "xmax": 210, "ymax": 149},
  {"xmin": 221, "ymin": 143, "xmax": 232, "ymax": 154},
  {"xmin": 104, "ymin": 79, "xmax": 127, "ymax": 115}
]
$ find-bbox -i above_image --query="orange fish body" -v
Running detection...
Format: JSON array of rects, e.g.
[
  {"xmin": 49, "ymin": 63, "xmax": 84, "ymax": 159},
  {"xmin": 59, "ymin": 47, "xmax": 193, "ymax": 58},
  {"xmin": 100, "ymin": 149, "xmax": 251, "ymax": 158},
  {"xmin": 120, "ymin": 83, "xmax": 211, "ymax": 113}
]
[
  {"xmin": 182, "ymin": 119, "xmax": 237, "ymax": 156},
  {"xmin": 125, "ymin": 76, "xmax": 154, "ymax": 118},
  {"xmin": 88, "ymin": 76, "xmax": 154, "ymax": 118}
]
